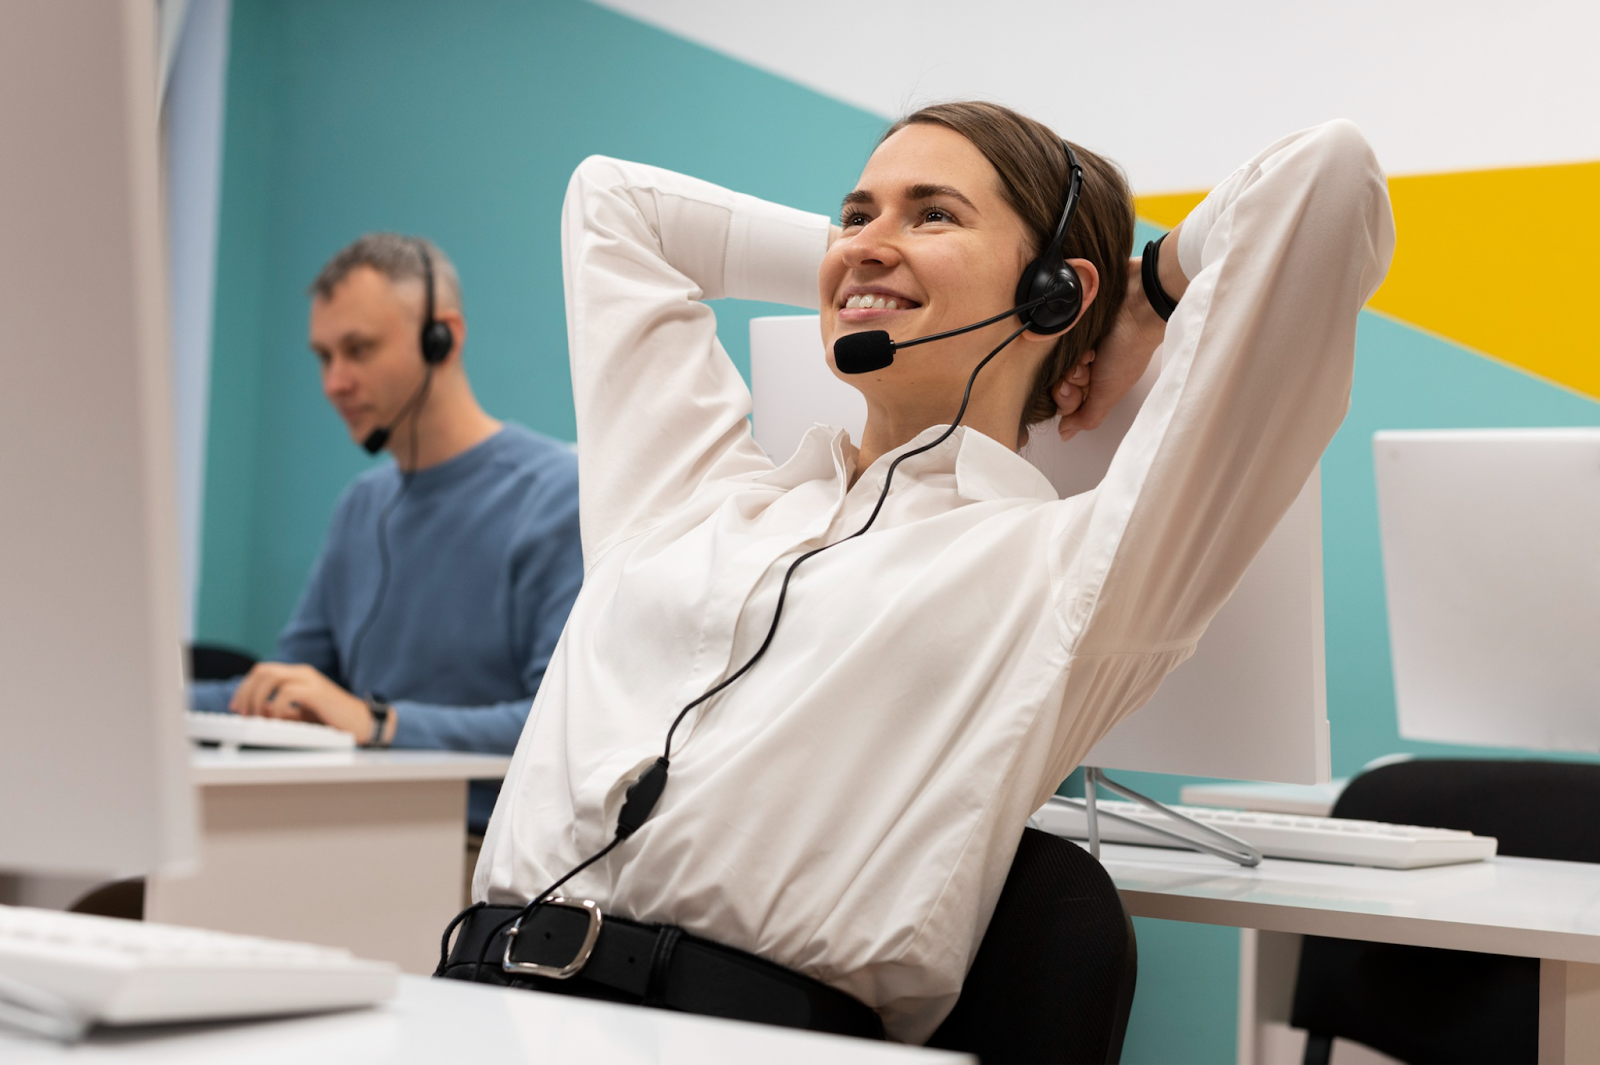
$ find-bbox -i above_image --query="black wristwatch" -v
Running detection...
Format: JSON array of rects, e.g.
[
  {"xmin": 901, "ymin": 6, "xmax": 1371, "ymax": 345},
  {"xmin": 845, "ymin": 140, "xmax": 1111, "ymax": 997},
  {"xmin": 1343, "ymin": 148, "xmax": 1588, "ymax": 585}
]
[{"xmin": 364, "ymin": 695, "xmax": 393, "ymax": 747}]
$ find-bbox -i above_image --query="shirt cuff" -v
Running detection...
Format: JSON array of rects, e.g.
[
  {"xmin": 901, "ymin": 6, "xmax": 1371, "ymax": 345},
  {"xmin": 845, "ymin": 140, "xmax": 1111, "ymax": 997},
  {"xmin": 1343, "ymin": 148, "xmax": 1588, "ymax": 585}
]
[
  {"xmin": 723, "ymin": 193, "xmax": 830, "ymax": 310},
  {"xmin": 1174, "ymin": 165, "xmax": 1245, "ymax": 281}
]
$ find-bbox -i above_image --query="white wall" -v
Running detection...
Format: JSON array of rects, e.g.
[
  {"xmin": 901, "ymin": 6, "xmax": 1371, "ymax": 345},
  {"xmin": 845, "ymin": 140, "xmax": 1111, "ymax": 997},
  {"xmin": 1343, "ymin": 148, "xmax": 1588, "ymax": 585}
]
[{"xmin": 596, "ymin": 0, "xmax": 1600, "ymax": 188}]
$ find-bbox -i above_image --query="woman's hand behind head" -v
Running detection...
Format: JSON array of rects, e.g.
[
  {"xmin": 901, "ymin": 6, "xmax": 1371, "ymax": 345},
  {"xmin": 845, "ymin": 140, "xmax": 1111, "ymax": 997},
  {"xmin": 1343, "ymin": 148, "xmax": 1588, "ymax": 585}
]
[{"xmin": 1055, "ymin": 253, "xmax": 1169, "ymax": 441}]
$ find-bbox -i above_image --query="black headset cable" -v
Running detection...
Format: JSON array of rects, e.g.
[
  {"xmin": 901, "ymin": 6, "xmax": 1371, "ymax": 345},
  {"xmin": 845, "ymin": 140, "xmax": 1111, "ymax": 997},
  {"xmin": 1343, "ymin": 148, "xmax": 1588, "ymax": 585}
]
[{"xmin": 344, "ymin": 365, "xmax": 434, "ymax": 690}]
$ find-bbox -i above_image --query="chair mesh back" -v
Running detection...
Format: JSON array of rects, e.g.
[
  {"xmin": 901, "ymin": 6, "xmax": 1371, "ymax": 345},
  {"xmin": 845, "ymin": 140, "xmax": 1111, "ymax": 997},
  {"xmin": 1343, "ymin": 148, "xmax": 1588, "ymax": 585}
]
[
  {"xmin": 1292, "ymin": 760, "xmax": 1600, "ymax": 1064},
  {"xmin": 926, "ymin": 827, "xmax": 1137, "ymax": 1064}
]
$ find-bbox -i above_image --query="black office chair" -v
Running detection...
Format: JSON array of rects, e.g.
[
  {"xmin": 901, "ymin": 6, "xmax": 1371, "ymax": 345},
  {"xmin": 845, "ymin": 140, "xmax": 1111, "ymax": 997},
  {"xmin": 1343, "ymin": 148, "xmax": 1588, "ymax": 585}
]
[
  {"xmin": 187, "ymin": 642, "xmax": 258, "ymax": 682},
  {"xmin": 1290, "ymin": 759, "xmax": 1600, "ymax": 1065},
  {"xmin": 926, "ymin": 826, "xmax": 1138, "ymax": 1064}
]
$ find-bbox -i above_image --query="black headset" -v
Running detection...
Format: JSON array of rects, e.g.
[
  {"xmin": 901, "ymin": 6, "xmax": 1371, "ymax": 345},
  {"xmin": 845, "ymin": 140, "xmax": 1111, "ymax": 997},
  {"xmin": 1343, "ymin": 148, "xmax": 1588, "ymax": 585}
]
[
  {"xmin": 418, "ymin": 242, "xmax": 455, "ymax": 366},
  {"xmin": 1013, "ymin": 140, "xmax": 1086, "ymax": 336},
  {"xmin": 360, "ymin": 240, "xmax": 453, "ymax": 455},
  {"xmin": 347, "ymin": 238, "xmax": 454, "ymax": 686}
]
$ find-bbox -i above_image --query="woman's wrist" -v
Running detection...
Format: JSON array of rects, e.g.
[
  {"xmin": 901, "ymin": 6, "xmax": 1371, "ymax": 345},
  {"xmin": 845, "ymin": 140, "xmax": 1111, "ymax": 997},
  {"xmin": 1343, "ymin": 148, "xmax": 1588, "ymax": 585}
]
[
  {"xmin": 1156, "ymin": 223, "xmax": 1189, "ymax": 303},
  {"xmin": 1128, "ymin": 265, "xmax": 1166, "ymax": 332}
]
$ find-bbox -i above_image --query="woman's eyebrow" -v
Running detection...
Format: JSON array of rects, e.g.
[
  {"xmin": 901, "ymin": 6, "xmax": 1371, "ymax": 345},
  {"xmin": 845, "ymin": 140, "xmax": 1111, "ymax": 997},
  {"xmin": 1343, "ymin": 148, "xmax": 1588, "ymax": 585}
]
[
  {"xmin": 905, "ymin": 183, "xmax": 977, "ymax": 211},
  {"xmin": 841, "ymin": 189, "xmax": 874, "ymax": 211},
  {"xmin": 839, "ymin": 183, "xmax": 979, "ymax": 213}
]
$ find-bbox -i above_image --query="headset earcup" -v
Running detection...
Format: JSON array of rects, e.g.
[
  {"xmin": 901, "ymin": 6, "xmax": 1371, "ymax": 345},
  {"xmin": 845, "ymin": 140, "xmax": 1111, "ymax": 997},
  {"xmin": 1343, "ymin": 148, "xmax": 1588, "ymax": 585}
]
[
  {"xmin": 1013, "ymin": 260, "xmax": 1083, "ymax": 336},
  {"xmin": 421, "ymin": 320, "xmax": 454, "ymax": 365}
]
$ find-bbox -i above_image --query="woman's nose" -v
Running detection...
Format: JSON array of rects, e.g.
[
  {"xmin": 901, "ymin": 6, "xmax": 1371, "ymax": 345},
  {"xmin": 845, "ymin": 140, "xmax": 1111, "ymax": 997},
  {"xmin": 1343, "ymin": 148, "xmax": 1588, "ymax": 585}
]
[{"xmin": 844, "ymin": 219, "xmax": 902, "ymax": 270}]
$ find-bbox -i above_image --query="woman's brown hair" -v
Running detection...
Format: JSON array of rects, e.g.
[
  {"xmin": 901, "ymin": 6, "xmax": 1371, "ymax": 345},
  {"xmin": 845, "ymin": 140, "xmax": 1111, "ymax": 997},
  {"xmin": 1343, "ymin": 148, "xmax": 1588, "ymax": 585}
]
[{"xmin": 881, "ymin": 102, "xmax": 1134, "ymax": 436}]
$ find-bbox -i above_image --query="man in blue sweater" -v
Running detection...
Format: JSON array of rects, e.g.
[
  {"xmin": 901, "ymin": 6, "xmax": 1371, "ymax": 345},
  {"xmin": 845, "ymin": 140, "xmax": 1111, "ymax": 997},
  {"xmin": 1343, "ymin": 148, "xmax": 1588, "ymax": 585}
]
[{"xmin": 192, "ymin": 234, "xmax": 583, "ymax": 835}]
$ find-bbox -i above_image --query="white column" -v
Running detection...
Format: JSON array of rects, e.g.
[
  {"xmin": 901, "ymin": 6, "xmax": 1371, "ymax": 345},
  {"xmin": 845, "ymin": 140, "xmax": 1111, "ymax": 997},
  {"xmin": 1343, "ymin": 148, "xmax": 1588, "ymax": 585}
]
[{"xmin": 161, "ymin": 0, "xmax": 232, "ymax": 639}]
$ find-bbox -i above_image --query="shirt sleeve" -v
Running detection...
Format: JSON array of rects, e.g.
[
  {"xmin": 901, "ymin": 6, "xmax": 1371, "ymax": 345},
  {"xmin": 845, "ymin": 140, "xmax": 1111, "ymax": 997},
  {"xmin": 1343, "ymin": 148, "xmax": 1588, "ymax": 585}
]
[
  {"xmin": 389, "ymin": 450, "xmax": 585, "ymax": 755},
  {"xmin": 561, "ymin": 156, "xmax": 832, "ymax": 563},
  {"xmin": 1057, "ymin": 120, "xmax": 1395, "ymax": 655}
]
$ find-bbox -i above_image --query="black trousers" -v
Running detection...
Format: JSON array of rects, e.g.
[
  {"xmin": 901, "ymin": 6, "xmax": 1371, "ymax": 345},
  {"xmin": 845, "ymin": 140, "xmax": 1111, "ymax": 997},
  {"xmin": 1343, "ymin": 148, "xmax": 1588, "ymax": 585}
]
[{"xmin": 437, "ymin": 903, "xmax": 885, "ymax": 1041}]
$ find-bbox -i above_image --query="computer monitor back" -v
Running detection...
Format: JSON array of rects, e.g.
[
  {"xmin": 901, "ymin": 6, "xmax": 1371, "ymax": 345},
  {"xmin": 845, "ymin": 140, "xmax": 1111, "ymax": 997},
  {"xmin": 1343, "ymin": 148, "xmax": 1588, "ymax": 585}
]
[
  {"xmin": 0, "ymin": 1, "xmax": 197, "ymax": 879},
  {"xmin": 1375, "ymin": 428, "xmax": 1600, "ymax": 752}
]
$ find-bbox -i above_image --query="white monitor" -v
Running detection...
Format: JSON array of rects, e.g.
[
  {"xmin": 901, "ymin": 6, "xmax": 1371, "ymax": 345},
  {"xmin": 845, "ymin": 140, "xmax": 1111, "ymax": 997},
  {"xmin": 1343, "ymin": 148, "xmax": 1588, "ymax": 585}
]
[
  {"xmin": 0, "ymin": 1, "xmax": 197, "ymax": 879},
  {"xmin": 750, "ymin": 316, "xmax": 1330, "ymax": 784},
  {"xmin": 1374, "ymin": 428, "xmax": 1600, "ymax": 752}
]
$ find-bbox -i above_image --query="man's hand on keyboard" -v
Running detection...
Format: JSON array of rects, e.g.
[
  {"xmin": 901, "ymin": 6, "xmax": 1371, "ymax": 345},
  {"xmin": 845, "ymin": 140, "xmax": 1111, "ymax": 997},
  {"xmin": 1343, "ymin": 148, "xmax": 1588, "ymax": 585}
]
[{"xmin": 229, "ymin": 662, "xmax": 374, "ymax": 741}]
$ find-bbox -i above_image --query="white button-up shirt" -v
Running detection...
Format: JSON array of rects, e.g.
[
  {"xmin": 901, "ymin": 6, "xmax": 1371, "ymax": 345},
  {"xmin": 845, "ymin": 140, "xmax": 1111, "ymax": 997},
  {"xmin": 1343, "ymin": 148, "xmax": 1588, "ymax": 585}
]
[{"xmin": 477, "ymin": 120, "xmax": 1394, "ymax": 1042}]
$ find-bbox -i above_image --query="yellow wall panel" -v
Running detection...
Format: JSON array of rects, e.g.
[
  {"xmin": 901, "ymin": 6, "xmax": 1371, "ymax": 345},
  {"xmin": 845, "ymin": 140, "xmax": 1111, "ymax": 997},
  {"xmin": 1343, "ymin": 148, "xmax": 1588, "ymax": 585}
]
[
  {"xmin": 1134, "ymin": 191, "xmax": 1207, "ymax": 231},
  {"xmin": 1136, "ymin": 161, "xmax": 1600, "ymax": 400}
]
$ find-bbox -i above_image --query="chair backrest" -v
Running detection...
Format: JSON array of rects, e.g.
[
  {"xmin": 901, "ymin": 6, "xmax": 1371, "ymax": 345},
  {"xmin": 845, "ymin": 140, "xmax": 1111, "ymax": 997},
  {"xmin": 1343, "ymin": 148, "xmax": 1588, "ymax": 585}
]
[
  {"xmin": 1329, "ymin": 758, "xmax": 1600, "ymax": 861},
  {"xmin": 1291, "ymin": 759, "xmax": 1600, "ymax": 1065},
  {"xmin": 926, "ymin": 827, "xmax": 1137, "ymax": 1064}
]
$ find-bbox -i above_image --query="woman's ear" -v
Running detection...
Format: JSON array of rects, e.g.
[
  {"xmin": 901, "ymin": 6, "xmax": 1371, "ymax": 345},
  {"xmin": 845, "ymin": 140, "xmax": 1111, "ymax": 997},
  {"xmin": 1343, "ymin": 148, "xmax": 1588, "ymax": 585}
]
[
  {"xmin": 1065, "ymin": 258, "xmax": 1100, "ymax": 326},
  {"xmin": 1024, "ymin": 258, "xmax": 1099, "ymax": 342}
]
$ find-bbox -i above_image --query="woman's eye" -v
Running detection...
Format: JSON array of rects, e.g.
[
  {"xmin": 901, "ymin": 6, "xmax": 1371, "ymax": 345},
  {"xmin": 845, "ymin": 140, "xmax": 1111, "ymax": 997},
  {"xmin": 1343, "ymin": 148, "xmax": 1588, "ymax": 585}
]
[
  {"xmin": 841, "ymin": 212, "xmax": 869, "ymax": 228},
  {"xmin": 921, "ymin": 206, "xmax": 954, "ymax": 224}
]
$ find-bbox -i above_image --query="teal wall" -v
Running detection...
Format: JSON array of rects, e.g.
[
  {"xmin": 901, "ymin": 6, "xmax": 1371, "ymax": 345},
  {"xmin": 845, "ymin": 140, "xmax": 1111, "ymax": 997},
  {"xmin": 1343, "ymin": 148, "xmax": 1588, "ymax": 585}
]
[
  {"xmin": 200, "ymin": 3, "xmax": 1600, "ymax": 1061},
  {"xmin": 199, "ymin": 0, "xmax": 885, "ymax": 651}
]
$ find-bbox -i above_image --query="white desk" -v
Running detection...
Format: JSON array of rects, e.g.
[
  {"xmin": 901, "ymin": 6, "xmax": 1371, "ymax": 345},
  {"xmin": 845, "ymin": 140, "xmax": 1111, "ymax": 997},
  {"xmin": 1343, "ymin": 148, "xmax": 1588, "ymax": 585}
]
[
  {"xmin": 1092, "ymin": 841, "xmax": 1600, "ymax": 1064},
  {"xmin": 147, "ymin": 749, "xmax": 511, "ymax": 975},
  {"xmin": 0, "ymin": 974, "xmax": 970, "ymax": 1063}
]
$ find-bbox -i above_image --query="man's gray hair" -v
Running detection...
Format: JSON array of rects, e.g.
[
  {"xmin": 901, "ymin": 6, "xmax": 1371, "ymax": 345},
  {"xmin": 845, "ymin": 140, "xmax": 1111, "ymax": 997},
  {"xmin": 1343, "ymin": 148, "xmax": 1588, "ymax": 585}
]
[{"xmin": 308, "ymin": 233, "xmax": 462, "ymax": 311}]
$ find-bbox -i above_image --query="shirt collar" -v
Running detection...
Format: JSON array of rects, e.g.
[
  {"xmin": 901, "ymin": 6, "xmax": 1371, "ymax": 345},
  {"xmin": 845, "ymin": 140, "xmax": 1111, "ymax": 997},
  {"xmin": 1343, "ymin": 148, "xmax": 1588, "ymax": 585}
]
[{"xmin": 773, "ymin": 423, "xmax": 1059, "ymax": 505}]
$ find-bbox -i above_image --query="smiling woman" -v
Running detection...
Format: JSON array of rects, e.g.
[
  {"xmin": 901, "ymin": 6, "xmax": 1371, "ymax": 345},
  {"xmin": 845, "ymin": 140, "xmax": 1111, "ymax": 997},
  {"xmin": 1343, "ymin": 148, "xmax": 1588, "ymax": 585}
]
[
  {"xmin": 822, "ymin": 102, "xmax": 1134, "ymax": 458},
  {"xmin": 453, "ymin": 103, "xmax": 1395, "ymax": 1044}
]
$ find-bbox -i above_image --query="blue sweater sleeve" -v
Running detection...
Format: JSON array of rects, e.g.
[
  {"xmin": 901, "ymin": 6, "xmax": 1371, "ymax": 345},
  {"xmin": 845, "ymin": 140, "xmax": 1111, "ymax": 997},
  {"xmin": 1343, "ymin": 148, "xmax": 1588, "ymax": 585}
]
[
  {"xmin": 188, "ymin": 487, "xmax": 352, "ymax": 714},
  {"xmin": 390, "ymin": 452, "xmax": 584, "ymax": 754},
  {"xmin": 190, "ymin": 678, "xmax": 241, "ymax": 713},
  {"xmin": 272, "ymin": 504, "xmax": 347, "ymax": 682}
]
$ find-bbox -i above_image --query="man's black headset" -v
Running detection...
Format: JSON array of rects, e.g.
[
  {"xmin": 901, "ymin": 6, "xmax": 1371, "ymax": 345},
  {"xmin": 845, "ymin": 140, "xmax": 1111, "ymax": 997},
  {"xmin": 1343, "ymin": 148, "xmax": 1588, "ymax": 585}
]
[
  {"xmin": 439, "ymin": 142, "xmax": 1092, "ymax": 975},
  {"xmin": 346, "ymin": 239, "xmax": 455, "ymax": 693},
  {"xmin": 361, "ymin": 241, "xmax": 455, "ymax": 454}
]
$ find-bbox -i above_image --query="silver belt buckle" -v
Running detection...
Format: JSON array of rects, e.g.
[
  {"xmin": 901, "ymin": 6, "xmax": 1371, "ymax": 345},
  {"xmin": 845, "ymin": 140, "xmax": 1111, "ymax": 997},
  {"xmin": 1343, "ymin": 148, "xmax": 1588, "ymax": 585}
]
[{"xmin": 501, "ymin": 897, "xmax": 604, "ymax": 980}]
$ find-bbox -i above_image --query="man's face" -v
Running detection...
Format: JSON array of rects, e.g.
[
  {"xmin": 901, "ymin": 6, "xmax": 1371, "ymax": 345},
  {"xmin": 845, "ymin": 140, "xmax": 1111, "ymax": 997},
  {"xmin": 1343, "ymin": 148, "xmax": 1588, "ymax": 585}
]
[{"xmin": 308, "ymin": 265, "xmax": 426, "ymax": 445}]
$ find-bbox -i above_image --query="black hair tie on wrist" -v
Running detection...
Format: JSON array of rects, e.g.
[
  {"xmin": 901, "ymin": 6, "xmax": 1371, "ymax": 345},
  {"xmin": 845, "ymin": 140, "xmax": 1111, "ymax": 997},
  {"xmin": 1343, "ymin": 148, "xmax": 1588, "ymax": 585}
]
[{"xmin": 1141, "ymin": 234, "xmax": 1180, "ymax": 322}]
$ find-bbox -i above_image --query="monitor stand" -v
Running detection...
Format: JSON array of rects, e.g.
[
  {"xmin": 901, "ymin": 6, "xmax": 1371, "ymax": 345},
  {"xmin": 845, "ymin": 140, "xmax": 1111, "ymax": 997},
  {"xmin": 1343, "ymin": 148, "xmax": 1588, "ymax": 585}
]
[{"xmin": 1061, "ymin": 767, "xmax": 1262, "ymax": 868}]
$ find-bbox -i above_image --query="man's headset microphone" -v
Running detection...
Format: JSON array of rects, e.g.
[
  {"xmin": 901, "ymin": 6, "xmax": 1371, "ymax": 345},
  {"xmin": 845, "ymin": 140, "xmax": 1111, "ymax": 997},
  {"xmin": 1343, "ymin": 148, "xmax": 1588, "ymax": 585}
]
[
  {"xmin": 442, "ymin": 142, "xmax": 1101, "ymax": 971},
  {"xmin": 343, "ymin": 240, "xmax": 454, "ymax": 698}
]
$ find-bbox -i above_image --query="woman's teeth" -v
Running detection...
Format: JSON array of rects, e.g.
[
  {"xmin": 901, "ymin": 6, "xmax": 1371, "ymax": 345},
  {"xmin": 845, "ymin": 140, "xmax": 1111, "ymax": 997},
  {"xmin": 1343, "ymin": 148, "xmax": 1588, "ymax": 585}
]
[{"xmin": 844, "ymin": 294, "xmax": 902, "ymax": 310}]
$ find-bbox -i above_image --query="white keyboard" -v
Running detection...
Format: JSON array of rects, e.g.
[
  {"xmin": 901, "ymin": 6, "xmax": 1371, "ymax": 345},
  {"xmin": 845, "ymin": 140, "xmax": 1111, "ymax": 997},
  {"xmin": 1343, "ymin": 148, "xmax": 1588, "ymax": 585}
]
[
  {"xmin": 0, "ymin": 905, "xmax": 395, "ymax": 1039},
  {"xmin": 187, "ymin": 711, "xmax": 354, "ymax": 752},
  {"xmin": 1033, "ymin": 796, "xmax": 1498, "ymax": 869}
]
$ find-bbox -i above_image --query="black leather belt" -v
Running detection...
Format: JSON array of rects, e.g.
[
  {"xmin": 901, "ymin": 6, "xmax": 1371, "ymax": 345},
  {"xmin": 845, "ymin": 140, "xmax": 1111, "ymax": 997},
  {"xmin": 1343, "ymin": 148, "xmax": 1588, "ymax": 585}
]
[{"xmin": 436, "ymin": 901, "xmax": 884, "ymax": 1040}]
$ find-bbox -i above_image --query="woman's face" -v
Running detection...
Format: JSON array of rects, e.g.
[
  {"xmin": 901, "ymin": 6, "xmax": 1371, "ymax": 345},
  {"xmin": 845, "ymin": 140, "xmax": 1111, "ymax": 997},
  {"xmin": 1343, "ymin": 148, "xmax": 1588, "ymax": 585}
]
[{"xmin": 819, "ymin": 123, "xmax": 1041, "ymax": 394}]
